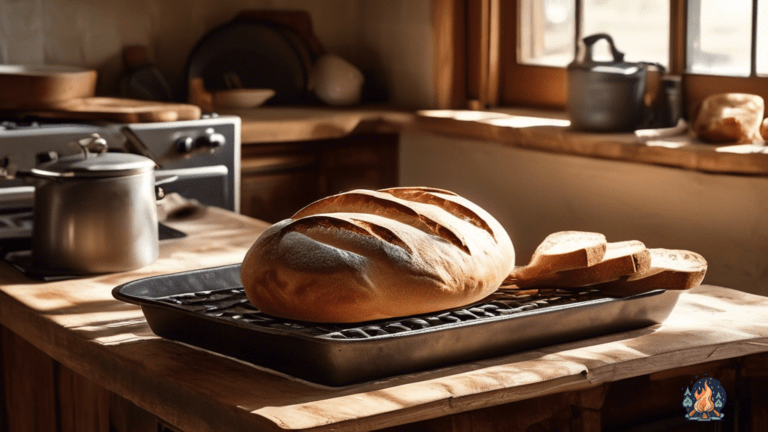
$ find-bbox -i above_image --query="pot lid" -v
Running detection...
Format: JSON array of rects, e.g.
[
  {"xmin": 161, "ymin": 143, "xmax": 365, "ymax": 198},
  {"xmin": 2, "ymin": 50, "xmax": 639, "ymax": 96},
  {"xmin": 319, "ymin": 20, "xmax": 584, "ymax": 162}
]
[{"xmin": 36, "ymin": 151, "xmax": 155, "ymax": 178}]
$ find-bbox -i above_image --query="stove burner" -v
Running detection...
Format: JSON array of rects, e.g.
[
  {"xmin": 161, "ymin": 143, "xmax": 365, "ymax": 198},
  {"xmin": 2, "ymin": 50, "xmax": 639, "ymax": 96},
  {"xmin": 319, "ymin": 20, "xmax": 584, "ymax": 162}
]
[
  {"xmin": 0, "ymin": 215, "xmax": 186, "ymax": 281},
  {"xmin": 0, "ymin": 210, "xmax": 33, "ymax": 240}
]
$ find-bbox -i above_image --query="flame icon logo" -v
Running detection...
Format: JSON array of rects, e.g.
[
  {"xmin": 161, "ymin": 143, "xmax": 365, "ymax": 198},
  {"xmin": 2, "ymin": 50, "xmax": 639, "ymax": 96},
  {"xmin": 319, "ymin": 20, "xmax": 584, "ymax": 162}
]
[{"xmin": 683, "ymin": 377, "xmax": 726, "ymax": 421}]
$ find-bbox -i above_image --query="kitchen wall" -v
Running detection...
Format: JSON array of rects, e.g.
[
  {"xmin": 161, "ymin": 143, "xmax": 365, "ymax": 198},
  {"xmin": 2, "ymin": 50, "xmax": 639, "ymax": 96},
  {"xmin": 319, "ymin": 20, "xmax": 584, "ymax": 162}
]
[
  {"xmin": 0, "ymin": 0, "xmax": 434, "ymax": 107},
  {"xmin": 401, "ymin": 132, "xmax": 768, "ymax": 297}
]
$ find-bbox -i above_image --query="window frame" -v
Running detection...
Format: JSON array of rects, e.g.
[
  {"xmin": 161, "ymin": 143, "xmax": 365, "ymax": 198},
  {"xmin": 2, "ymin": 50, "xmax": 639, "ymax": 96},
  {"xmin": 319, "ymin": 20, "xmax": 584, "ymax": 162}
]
[{"xmin": 436, "ymin": 0, "xmax": 768, "ymax": 116}]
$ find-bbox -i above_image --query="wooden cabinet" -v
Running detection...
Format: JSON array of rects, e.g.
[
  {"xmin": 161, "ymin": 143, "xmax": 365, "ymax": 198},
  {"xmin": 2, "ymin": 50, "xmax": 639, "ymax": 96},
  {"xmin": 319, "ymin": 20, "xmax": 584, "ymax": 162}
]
[{"xmin": 240, "ymin": 133, "xmax": 398, "ymax": 222}]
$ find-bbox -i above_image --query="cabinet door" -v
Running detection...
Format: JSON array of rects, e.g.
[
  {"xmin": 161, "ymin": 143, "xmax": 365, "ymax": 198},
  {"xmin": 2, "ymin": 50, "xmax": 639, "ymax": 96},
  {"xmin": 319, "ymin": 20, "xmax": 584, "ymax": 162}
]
[
  {"xmin": 320, "ymin": 134, "xmax": 398, "ymax": 194},
  {"xmin": 240, "ymin": 170, "xmax": 320, "ymax": 223}
]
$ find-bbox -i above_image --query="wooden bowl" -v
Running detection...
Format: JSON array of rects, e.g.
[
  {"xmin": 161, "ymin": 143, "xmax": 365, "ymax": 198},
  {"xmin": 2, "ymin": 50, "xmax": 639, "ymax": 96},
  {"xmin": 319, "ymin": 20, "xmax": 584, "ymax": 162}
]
[{"xmin": 0, "ymin": 65, "xmax": 97, "ymax": 110}]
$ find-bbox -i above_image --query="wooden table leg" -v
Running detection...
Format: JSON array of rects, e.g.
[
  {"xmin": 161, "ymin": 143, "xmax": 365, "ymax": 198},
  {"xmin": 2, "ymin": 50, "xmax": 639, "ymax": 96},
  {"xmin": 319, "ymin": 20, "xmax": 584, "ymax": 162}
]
[
  {"xmin": 1, "ymin": 326, "xmax": 57, "ymax": 432},
  {"xmin": 1, "ymin": 325, "xmax": 161, "ymax": 432}
]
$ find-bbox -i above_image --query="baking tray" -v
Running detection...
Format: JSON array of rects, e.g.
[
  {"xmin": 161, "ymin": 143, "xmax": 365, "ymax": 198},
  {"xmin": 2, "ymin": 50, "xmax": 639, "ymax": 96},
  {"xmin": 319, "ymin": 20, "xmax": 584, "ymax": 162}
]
[{"xmin": 113, "ymin": 264, "xmax": 679, "ymax": 386}]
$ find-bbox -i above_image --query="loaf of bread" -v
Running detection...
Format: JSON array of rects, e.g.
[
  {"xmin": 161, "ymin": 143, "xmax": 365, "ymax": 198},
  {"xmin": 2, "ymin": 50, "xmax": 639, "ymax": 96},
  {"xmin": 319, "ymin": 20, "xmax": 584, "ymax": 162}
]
[
  {"xmin": 241, "ymin": 187, "xmax": 515, "ymax": 323},
  {"xmin": 761, "ymin": 118, "xmax": 768, "ymax": 141},
  {"xmin": 693, "ymin": 93, "xmax": 765, "ymax": 144}
]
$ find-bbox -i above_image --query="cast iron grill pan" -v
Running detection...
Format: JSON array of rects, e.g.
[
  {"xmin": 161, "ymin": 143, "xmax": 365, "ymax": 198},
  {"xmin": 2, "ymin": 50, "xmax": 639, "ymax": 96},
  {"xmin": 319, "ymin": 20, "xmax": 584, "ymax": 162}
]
[{"xmin": 113, "ymin": 264, "xmax": 679, "ymax": 386}]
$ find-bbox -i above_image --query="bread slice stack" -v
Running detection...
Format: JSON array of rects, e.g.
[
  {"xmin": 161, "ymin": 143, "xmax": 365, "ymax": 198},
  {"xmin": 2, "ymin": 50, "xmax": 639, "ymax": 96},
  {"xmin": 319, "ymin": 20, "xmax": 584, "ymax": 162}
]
[{"xmin": 502, "ymin": 231, "xmax": 707, "ymax": 297}]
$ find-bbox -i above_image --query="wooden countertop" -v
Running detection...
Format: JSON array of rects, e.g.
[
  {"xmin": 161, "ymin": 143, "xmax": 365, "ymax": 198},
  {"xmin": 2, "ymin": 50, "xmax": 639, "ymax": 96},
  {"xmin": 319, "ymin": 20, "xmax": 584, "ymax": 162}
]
[
  {"xmin": 226, "ymin": 106, "xmax": 768, "ymax": 176},
  {"xmin": 2, "ymin": 207, "xmax": 767, "ymax": 432},
  {"xmin": 219, "ymin": 106, "xmax": 414, "ymax": 144}
]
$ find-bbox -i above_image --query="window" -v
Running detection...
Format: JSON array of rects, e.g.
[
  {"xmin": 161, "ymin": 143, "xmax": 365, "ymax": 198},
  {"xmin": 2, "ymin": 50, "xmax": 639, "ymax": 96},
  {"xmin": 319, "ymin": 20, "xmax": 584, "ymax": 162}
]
[
  {"xmin": 687, "ymin": 1, "xmax": 757, "ymax": 76},
  {"xmin": 519, "ymin": 0, "xmax": 669, "ymax": 69},
  {"xmin": 485, "ymin": 0, "xmax": 768, "ymax": 111}
]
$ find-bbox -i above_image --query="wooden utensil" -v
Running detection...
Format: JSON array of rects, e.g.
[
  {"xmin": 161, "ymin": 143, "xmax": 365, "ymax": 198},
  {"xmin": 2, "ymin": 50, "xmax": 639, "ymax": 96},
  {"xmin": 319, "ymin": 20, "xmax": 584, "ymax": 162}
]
[{"xmin": 30, "ymin": 97, "xmax": 201, "ymax": 123}]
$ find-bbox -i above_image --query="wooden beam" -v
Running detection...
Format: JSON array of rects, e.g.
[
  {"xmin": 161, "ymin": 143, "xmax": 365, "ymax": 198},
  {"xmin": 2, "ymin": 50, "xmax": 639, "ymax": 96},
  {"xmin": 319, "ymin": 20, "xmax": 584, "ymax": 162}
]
[
  {"xmin": 499, "ymin": 0, "xmax": 568, "ymax": 109},
  {"xmin": 669, "ymin": 0, "xmax": 687, "ymax": 75},
  {"xmin": 466, "ymin": 0, "xmax": 490, "ymax": 109},
  {"xmin": 432, "ymin": 0, "xmax": 467, "ymax": 109}
]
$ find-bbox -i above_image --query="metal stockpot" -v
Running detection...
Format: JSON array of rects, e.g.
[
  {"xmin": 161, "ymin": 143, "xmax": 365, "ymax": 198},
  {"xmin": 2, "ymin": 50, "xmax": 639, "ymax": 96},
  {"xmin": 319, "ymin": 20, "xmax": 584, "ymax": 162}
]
[
  {"xmin": 29, "ymin": 142, "xmax": 159, "ymax": 274},
  {"xmin": 567, "ymin": 33, "xmax": 663, "ymax": 132}
]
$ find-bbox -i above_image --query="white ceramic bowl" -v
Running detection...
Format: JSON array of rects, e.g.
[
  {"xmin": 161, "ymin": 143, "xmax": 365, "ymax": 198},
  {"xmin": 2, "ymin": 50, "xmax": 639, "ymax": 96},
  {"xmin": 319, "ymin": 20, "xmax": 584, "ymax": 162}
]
[
  {"xmin": 212, "ymin": 88, "xmax": 275, "ymax": 109},
  {"xmin": 312, "ymin": 54, "xmax": 364, "ymax": 106}
]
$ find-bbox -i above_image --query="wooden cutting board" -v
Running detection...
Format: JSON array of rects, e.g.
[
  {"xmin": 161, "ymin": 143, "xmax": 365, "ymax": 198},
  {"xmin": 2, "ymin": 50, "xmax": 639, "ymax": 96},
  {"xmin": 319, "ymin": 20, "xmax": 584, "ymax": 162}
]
[{"xmin": 31, "ymin": 97, "xmax": 202, "ymax": 123}]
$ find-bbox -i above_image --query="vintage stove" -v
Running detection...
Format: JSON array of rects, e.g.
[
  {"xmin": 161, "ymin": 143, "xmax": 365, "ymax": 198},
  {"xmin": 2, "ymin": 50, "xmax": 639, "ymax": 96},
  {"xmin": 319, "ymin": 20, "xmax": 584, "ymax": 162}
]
[{"xmin": 0, "ymin": 114, "xmax": 241, "ymax": 279}]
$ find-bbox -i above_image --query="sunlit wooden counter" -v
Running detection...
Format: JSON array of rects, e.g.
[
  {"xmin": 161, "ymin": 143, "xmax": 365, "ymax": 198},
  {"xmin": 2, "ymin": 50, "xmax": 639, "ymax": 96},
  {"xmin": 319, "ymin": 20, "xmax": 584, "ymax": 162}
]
[{"xmin": 1, "ymin": 207, "xmax": 768, "ymax": 431}]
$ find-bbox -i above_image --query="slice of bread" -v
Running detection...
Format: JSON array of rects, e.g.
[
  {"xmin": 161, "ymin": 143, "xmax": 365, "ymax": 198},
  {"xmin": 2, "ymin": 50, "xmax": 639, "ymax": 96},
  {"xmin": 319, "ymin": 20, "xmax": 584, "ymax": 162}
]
[
  {"xmin": 595, "ymin": 248, "xmax": 707, "ymax": 297},
  {"xmin": 508, "ymin": 240, "xmax": 651, "ymax": 289},
  {"xmin": 505, "ymin": 231, "xmax": 607, "ymax": 283}
]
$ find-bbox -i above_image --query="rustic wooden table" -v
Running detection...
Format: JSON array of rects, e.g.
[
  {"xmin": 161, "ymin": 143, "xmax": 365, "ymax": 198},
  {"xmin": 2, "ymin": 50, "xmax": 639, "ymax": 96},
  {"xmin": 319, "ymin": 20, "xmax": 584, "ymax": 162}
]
[{"xmin": 1, "ymin": 206, "xmax": 767, "ymax": 432}]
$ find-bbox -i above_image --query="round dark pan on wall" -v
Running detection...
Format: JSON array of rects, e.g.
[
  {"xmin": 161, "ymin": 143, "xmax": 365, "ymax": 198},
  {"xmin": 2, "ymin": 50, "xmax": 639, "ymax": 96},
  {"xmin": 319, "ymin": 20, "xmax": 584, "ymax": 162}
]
[{"xmin": 185, "ymin": 20, "xmax": 310, "ymax": 105}]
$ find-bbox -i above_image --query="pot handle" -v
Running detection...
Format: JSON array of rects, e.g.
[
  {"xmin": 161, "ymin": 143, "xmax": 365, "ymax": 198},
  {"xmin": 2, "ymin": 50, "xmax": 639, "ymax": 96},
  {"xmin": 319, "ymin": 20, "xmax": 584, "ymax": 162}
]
[
  {"xmin": 154, "ymin": 175, "xmax": 179, "ymax": 200},
  {"xmin": 582, "ymin": 33, "xmax": 624, "ymax": 63}
]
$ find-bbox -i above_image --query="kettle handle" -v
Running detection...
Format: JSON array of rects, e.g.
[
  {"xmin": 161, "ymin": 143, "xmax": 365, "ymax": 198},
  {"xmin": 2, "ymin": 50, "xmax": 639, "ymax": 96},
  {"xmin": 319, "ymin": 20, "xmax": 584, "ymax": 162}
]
[{"xmin": 582, "ymin": 33, "xmax": 624, "ymax": 63}]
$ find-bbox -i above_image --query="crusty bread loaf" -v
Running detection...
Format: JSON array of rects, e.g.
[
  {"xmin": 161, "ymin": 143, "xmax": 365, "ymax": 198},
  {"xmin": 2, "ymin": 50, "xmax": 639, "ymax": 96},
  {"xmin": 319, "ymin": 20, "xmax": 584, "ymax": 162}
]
[
  {"xmin": 505, "ymin": 231, "xmax": 607, "ymax": 284},
  {"xmin": 508, "ymin": 240, "xmax": 650, "ymax": 289},
  {"xmin": 693, "ymin": 93, "xmax": 765, "ymax": 144},
  {"xmin": 761, "ymin": 118, "xmax": 768, "ymax": 141},
  {"xmin": 595, "ymin": 248, "xmax": 707, "ymax": 297},
  {"xmin": 241, "ymin": 187, "xmax": 515, "ymax": 323}
]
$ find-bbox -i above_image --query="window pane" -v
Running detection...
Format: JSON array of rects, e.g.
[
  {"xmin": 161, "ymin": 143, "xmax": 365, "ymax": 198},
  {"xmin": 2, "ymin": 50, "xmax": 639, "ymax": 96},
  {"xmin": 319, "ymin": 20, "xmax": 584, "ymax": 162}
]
[
  {"xmin": 582, "ymin": 0, "xmax": 669, "ymax": 68},
  {"xmin": 758, "ymin": 0, "xmax": 768, "ymax": 76},
  {"xmin": 687, "ymin": 0, "xmax": 752, "ymax": 76},
  {"xmin": 518, "ymin": 0, "xmax": 576, "ymax": 67}
]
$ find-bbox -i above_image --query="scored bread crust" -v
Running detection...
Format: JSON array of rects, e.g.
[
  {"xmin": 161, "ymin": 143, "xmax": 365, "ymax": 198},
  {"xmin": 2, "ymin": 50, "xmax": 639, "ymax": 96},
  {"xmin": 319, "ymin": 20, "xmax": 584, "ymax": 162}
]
[{"xmin": 241, "ymin": 187, "xmax": 515, "ymax": 323}]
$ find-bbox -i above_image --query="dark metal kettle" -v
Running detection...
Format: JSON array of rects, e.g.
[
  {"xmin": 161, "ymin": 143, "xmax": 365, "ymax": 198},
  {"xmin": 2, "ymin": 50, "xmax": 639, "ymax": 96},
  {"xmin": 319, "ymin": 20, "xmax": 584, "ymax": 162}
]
[{"xmin": 567, "ymin": 33, "xmax": 664, "ymax": 132}]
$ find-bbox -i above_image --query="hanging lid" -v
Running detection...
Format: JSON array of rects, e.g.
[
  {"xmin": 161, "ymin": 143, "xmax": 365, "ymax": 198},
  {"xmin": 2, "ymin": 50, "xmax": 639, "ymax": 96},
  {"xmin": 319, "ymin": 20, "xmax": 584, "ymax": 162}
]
[{"xmin": 567, "ymin": 33, "xmax": 645, "ymax": 75}]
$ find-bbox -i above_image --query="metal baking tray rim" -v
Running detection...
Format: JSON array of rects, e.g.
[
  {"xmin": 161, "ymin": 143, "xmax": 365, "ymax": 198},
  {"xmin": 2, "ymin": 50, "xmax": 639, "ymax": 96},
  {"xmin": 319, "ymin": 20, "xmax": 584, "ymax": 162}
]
[
  {"xmin": 132, "ymin": 292, "xmax": 660, "ymax": 345},
  {"xmin": 113, "ymin": 264, "xmax": 679, "ymax": 345},
  {"xmin": 112, "ymin": 264, "xmax": 682, "ymax": 386}
]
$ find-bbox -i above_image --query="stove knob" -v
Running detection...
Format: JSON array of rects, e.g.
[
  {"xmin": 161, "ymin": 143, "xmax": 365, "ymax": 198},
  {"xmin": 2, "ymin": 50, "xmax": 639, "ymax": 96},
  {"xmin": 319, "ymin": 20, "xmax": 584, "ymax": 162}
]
[
  {"xmin": 195, "ymin": 132, "xmax": 226, "ymax": 148},
  {"xmin": 175, "ymin": 137, "xmax": 195, "ymax": 153}
]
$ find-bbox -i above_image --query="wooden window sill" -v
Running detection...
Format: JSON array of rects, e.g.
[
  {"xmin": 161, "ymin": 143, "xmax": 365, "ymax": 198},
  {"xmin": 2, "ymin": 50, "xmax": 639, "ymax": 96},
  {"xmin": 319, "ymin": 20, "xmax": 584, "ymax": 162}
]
[
  {"xmin": 225, "ymin": 106, "xmax": 768, "ymax": 176},
  {"xmin": 410, "ymin": 108, "xmax": 768, "ymax": 176}
]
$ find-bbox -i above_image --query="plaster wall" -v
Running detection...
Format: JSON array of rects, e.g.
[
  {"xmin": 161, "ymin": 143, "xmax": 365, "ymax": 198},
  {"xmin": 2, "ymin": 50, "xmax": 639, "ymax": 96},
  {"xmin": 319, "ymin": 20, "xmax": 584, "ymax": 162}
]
[{"xmin": 0, "ymin": 0, "xmax": 434, "ymax": 107}]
